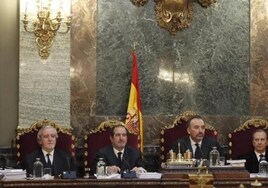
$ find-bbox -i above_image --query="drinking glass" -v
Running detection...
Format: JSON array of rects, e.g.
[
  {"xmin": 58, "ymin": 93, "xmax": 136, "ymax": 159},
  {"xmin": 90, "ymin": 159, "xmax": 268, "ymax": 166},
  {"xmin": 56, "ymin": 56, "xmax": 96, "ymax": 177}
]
[
  {"xmin": 219, "ymin": 156, "xmax": 225, "ymax": 166},
  {"xmin": 44, "ymin": 168, "xmax": 51, "ymax": 175}
]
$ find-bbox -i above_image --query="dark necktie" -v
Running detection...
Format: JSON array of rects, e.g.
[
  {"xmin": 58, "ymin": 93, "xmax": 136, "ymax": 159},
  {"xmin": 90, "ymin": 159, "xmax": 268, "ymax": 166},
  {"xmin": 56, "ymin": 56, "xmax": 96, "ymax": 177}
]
[
  {"xmin": 259, "ymin": 154, "xmax": 264, "ymax": 162},
  {"xmin": 118, "ymin": 152, "xmax": 122, "ymax": 167},
  {"xmin": 195, "ymin": 143, "xmax": 202, "ymax": 159},
  {"xmin": 47, "ymin": 153, "xmax": 52, "ymax": 167}
]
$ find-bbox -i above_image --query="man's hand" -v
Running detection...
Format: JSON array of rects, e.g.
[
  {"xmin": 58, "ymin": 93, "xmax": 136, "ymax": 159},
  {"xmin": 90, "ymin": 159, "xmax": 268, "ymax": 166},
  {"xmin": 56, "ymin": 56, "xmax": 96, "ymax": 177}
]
[
  {"xmin": 106, "ymin": 165, "xmax": 120, "ymax": 174},
  {"xmin": 131, "ymin": 167, "xmax": 147, "ymax": 173}
]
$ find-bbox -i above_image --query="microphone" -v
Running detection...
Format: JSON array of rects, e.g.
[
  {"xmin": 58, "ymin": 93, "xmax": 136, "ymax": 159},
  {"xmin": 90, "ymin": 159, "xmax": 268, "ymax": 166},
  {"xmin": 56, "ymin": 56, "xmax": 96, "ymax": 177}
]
[
  {"xmin": 121, "ymin": 157, "xmax": 137, "ymax": 178},
  {"xmin": 62, "ymin": 156, "xmax": 76, "ymax": 179},
  {"xmin": 200, "ymin": 147, "xmax": 204, "ymax": 159},
  {"xmin": 67, "ymin": 156, "xmax": 70, "ymax": 172}
]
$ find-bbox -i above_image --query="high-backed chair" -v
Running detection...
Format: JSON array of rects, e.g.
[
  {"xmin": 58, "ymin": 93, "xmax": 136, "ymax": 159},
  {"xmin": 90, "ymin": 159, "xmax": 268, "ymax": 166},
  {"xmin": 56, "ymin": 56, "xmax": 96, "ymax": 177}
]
[
  {"xmin": 228, "ymin": 118, "xmax": 268, "ymax": 160},
  {"xmin": 160, "ymin": 111, "xmax": 218, "ymax": 162},
  {"xmin": 83, "ymin": 120, "xmax": 140, "ymax": 173},
  {"xmin": 15, "ymin": 119, "xmax": 76, "ymax": 166}
]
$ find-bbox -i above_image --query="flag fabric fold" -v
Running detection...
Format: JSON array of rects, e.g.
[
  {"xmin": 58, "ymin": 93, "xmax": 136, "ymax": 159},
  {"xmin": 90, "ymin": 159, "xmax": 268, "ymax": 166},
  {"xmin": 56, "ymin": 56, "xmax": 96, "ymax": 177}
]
[{"xmin": 125, "ymin": 50, "xmax": 143, "ymax": 150}]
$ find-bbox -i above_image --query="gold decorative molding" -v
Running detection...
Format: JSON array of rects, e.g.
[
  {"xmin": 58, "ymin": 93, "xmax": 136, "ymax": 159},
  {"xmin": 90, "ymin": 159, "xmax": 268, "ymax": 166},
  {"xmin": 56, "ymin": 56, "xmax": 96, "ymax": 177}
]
[
  {"xmin": 131, "ymin": 0, "xmax": 149, "ymax": 7},
  {"xmin": 131, "ymin": 0, "xmax": 216, "ymax": 35},
  {"xmin": 16, "ymin": 119, "xmax": 73, "ymax": 135},
  {"xmin": 155, "ymin": 0, "xmax": 194, "ymax": 35},
  {"xmin": 198, "ymin": 0, "xmax": 216, "ymax": 7},
  {"xmin": 188, "ymin": 173, "xmax": 214, "ymax": 188},
  {"xmin": 233, "ymin": 118, "xmax": 268, "ymax": 132}
]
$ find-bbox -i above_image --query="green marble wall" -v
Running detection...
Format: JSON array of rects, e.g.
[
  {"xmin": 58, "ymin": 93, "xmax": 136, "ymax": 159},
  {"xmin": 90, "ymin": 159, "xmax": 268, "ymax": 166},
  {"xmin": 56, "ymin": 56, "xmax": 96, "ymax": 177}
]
[{"xmin": 96, "ymin": 0, "xmax": 249, "ymax": 116}]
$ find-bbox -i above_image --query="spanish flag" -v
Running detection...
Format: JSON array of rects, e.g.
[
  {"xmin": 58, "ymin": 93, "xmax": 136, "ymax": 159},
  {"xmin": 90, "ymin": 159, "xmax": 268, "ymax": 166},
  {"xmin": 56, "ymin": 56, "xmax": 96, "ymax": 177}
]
[{"xmin": 125, "ymin": 50, "xmax": 143, "ymax": 150}]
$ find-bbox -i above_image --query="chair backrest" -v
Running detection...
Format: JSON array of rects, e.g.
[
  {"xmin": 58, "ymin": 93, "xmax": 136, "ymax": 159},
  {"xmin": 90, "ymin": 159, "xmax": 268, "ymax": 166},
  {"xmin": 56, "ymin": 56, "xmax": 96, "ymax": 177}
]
[
  {"xmin": 15, "ymin": 119, "xmax": 76, "ymax": 165},
  {"xmin": 159, "ymin": 111, "xmax": 218, "ymax": 162},
  {"xmin": 228, "ymin": 118, "xmax": 268, "ymax": 159},
  {"xmin": 83, "ymin": 120, "xmax": 140, "ymax": 173}
]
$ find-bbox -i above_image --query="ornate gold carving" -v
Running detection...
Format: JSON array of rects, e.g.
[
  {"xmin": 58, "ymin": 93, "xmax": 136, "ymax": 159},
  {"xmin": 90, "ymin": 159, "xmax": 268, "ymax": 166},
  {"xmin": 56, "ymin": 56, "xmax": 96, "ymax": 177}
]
[
  {"xmin": 131, "ymin": 0, "xmax": 149, "ymax": 7},
  {"xmin": 251, "ymin": 179, "xmax": 262, "ymax": 187},
  {"xmin": 89, "ymin": 119, "xmax": 138, "ymax": 134},
  {"xmin": 164, "ymin": 110, "xmax": 215, "ymax": 131},
  {"xmin": 198, "ymin": 0, "xmax": 216, "ymax": 7},
  {"xmin": 131, "ymin": 0, "xmax": 216, "ymax": 35},
  {"xmin": 17, "ymin": 119, "xmax": 73, "ymax": 135},
  {"xmin": 95, "ymin": 120, "xmax": 124, "ymax": 132},
  {"xmin": 22, "ymin": 1, "xmax": 71, "ymax": 59},
  {"xmin": 155, "ymin": 0, "xmax": 194, "ymax": 35},
  {"xmin": 188, "ymin": 173, "xmax": 214, "ymax": 188},
  {"xmin": 86, "ymin": 119, "xmax": 140, "ymax": 147},
  {"xmin": 172, "ymin": 110, "xmax": 197, "ymax": 129},
  {"xmin": 234, "ymin": 119, "xmax": 268, "ymax": 132}
]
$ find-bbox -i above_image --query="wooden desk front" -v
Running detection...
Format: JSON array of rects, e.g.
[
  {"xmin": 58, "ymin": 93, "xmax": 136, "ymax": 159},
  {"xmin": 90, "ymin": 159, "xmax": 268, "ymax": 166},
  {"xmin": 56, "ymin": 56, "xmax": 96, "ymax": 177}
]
[{"xmin": 1, "ymin": 177, "xmax": 268, "ymax": 188}]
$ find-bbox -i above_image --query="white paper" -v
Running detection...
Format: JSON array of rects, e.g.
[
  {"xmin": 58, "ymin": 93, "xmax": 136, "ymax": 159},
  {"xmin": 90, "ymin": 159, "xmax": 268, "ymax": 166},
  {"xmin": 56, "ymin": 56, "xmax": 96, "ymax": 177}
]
[
  {"xmin": 94, "ymin": 173, "xmax": 121, "ymax": 179},
  {"xmin": 0, "ymin": 169, "xmax": 27, "ymax": 180},
  {"xmin": 137, "ymin": 172, "xmax": 162, "ymax": 179}
]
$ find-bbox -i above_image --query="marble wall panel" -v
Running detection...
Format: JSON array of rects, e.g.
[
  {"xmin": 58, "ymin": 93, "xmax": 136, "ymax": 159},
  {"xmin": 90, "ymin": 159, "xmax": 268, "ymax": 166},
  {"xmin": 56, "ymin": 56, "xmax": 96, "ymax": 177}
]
[
  {"xmin": 96, "ymin": 0, "xmax": 249, "ymax": 116},
  {"xmin": 71, "ymin": 0, "xmax": 96, "ymax": 117},
  {"xmin": 70, "ymin": 0, "xmax": 97, "ymax": 144},
  {"xmin": 250, "ymin": 0, "xmax": 268, "ymax": 116}
]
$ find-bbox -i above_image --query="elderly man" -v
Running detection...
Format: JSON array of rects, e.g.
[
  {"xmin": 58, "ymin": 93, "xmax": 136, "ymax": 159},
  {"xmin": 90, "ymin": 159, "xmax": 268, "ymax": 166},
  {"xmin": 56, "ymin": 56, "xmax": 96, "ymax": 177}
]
[
  {"xmin": 22, "ymin": 125, "xmax": 75, "ymax": 177},
  {"xmin": 239, "ymin": 129, "xmax": 268, "ymax": 173},
  {"xmin": 92, "ymin": 124, "xmax": 146, "ymax": 175},
  {"xmin": 172, "ymin": 115, "xmax": 222, "ymax": 160}
]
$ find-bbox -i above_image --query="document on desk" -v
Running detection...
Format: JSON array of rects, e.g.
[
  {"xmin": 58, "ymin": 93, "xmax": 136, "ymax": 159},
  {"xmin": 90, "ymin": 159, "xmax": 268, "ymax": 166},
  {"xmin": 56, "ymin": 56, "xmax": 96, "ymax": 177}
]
[
  {"xmin": 0, "ymin": 169, "xmax": 26, "ymax": 180},
  {"xmin": 95, "ymin": 173, "xmax": 121, "ymax": 179},
  {"xmin": 250, "ymin": 173, "xmax": 267, "ymax": 178},
  {"xmin": 137, "ymin": 172, "xmax": 162, "ymax": 179},
  {"xmin": 226, "ymin": 159, "xmax": 246, "ymax": 167}
]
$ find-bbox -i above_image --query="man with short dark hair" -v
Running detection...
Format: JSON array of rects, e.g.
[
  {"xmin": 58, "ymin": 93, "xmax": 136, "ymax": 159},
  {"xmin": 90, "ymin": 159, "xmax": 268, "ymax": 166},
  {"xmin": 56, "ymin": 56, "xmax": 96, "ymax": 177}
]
[
  {"xmin": 92, "ymin": 124, "xmax": 145, "ymax": 175},
  {"xmin": 239, "ymin": 129, "xmax": 268, "ymax": 173},
  {"xmin": 172, "ymin": 115, "xmax": 222, "ymax": 160},
  {"xmin": 22, "ymin": 125, "xmax": 75, "ymax": 177}
]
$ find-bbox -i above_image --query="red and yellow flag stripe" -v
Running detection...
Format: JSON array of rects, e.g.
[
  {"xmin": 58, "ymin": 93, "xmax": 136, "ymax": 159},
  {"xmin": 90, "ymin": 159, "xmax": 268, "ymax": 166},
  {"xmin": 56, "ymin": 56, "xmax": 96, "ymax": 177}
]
[{"xmin": 125, "ymin": 50, "xmax": 143, "ymax": 151}]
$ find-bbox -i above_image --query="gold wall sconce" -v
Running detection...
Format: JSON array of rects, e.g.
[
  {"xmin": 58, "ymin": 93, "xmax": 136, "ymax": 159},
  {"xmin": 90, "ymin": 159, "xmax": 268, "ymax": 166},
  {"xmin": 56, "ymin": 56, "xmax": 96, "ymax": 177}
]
[
  {"xmin": 21, "ymin": 0, "xmax": 71, "ymax": 59},
  {"xmin": 131, "ymin": 0, "xmax": 216, "ymax": 35}
]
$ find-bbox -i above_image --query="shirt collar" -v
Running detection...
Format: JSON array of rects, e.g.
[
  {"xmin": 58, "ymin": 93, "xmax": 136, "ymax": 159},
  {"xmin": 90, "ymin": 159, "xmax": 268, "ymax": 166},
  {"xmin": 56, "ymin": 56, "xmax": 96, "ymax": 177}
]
[
  {"xmin": 189, "ymin": 136, "xmax": 202, "ymax": 146},
  {"xmin": 42, "ymin": 149, "xmax": 54, "ymax": 157},
  {"xmin": 255, "ymin": 151, "xmax": 265, "ymax": 156},
  {"xmin": 113, "ymin": 148, "xmax": 124, "ymax": 156}
]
